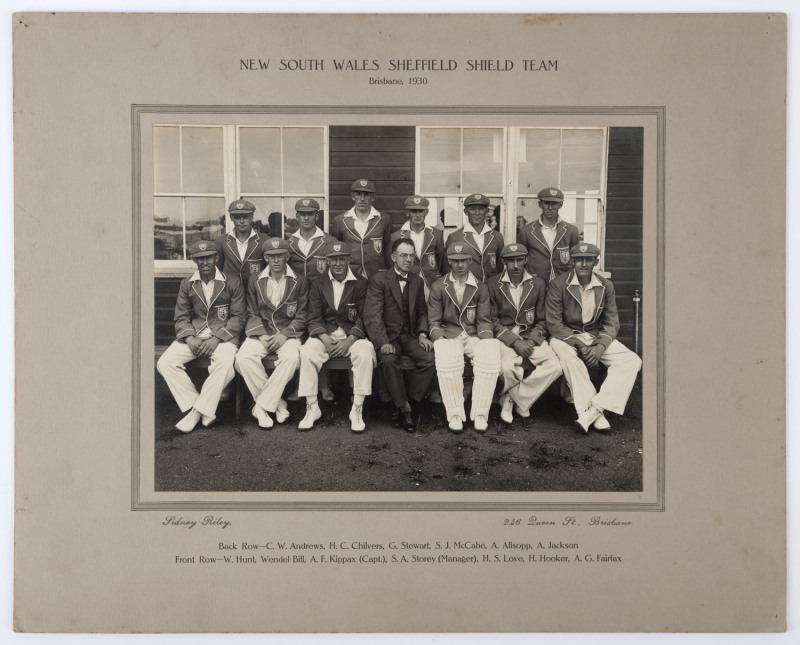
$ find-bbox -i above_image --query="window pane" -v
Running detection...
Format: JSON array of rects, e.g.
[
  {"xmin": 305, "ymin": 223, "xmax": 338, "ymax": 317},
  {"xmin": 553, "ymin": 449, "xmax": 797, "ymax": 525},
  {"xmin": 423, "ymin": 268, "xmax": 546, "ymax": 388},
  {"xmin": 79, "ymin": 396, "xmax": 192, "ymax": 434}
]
[
  {"xmin": 181, "ymin": 127, "xmax": 224, "ymax": 194},
  {"xmin": 153, "ymin": 126, "xmax": 180, "ymax": 193},
  {"xmin": 239, "ymin": 127, "xmax": 282, "ymax": 193},
  {"xmin": 419, "ymin": 129, "xmax": 460, "ymax": 194},
  {"xmin": 283, "ymin": 128, "xmax": 324, "ymax": 194},
  {"xmin": 561, "ymin": 129, "xmax": 604, "ymax": 193},
  {"xmin": 463, "ymin": 128, "xmax": 503, "ymax": 194},
  {"xmin": 518, "ymin": 128, "xmax": 560, "ymax": 193},
  {"xmin": 154, "ymin": 197, "xmax": 184, "ymax": 260},
  {"xmin": 244, "ymin": 196, "xmax": 283, "ymax": 236},
  {"xmin": 185, "ymin": 198, "xmax": 226, "ymax": 251}
]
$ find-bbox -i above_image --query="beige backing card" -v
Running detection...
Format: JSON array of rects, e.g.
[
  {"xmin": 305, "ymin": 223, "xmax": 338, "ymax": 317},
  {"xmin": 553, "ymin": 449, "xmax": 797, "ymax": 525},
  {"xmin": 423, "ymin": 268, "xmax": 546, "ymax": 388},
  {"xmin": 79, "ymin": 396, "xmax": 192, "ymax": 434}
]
[{"xmin": 13, "ymin": 13, "xmax": 785, "ymax": 632}]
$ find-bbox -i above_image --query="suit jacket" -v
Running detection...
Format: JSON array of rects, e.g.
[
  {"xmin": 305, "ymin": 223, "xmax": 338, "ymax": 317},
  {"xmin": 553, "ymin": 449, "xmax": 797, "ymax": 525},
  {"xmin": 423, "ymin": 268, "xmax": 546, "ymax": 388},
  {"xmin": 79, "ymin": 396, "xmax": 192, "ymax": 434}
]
[
  {"xmin": 288, "ymin": 230, "xmax": 335, "ymax": 280},
  {"xmin": 545, "ymin": 270, "xmax": 619, "ymax": 350},
  {"xmin": 330, "ymin": 208, "xmax": 393, "ymax": 278},
  {"xmin": 215, "ymin": 231, "xmax": 269, "ymax": 288},
  {"xmin": 428, "ymin": 273, "xmax": 493, "ymax": 341},
  {"xmin": 486, "ymin": 271, "xmax": 548, "ymax": 347},
  {"xmin": 307, "ymin": 273, "xmax": 368, "ymax": 340},
  {"xmin": 517, "ymin": 219, "xmax": 581, "ymax": 284},
  {"xmin": 244, "ymin": 269, "xmax": 308, "ymax": 339},
  {"xmin": 174, "ymin": 272, "xmax": 245, "ymax": 347},
  {"xmin": 364, "ymin": 269, "xmax": 428, "ymax": 349},
  {"xmin": 445, "ymin": 227, "xmax": 504, "ymax": 283},
  {"xmin": 388, "ymin": 227, "xmax": 447, "ymax": 289}
]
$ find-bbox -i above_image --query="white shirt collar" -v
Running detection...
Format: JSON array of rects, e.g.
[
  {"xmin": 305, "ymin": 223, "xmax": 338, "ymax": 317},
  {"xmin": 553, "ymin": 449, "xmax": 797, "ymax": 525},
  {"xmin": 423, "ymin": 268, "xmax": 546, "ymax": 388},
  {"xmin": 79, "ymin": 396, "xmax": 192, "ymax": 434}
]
[
  {"xmin": 448, "ymin": 271, "xmax": 478, "ymax": 288},
  {"xmin": 258, "ymin": 264, "xmax": 297, "ymax": 280},
  {"xmin": 189, "ymin": 267, "xmax": 226, "ymax": 283},
  {"xmin": 401, "ymin": 221, "xmax": 427, "ymax": 233},
  {"xmin": 500, "ymin": 269, "xmax": 533, "ymax": 285},
  {"xmin": 229, "ymin": 229, "xmax": 257, "ymax": 241},
  {"xmin": 292, "ymin": 227, "xmax": 326, "ymax": 241},
  {"xmin": 344, "ymin": 206, "xmax": 379, "ymax": 220},
  {"xmin": 569, "ymin": 271, "xmax": 602, "ymax": 289},
  {"xmin": 463, "ymin": 221, "xmax": 492, "ymax": 237},
  {"xmin": 328, "ymin": 267, "xmax": 358, "ymax": 283},
  {"xmin": 538, "ymin": 216, "xmax": 562, "ymax": 229}
]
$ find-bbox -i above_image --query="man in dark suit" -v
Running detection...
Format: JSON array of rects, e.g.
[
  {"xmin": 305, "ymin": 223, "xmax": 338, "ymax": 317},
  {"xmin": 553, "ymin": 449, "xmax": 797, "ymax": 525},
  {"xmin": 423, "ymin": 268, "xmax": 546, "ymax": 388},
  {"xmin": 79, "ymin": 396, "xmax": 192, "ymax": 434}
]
[
  {"xmin": 365, "ymin": 238, "xmax": 435, "ymax": 432},
  {"xmin": 157, "ymin": 241, "xmax": 245, "ymax": 433},
  {"xmin": 546, "ymin": 243, "xmax": 642, "ymax": 432},
  {"xmin": 297, "ymin": 242, "xmax": 377, "ymax": 432},
  {"xmin": 234, "ymin": 238, "xmax": 308, "ymax": 429}
]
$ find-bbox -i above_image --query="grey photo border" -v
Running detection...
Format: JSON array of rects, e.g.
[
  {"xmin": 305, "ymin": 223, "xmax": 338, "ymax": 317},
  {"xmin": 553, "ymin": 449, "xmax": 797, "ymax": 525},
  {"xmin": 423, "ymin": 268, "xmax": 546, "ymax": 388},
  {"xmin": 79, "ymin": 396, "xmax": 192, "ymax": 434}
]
[{"xmin": 131, "ymin": 104, "xmax": 665, "ymax": 512}]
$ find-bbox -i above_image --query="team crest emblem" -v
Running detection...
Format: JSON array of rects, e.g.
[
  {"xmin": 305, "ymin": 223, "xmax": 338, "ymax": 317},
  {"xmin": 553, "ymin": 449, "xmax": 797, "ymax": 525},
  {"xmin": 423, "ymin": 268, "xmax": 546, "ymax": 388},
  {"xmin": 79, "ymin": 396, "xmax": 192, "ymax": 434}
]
[
  {"xmin": 549, "ymin": 189, "xmax": 557, "ymax": 197},
  {"xmin": 334, "ymin": 244, "xmax": 342, "ymax": 252},
  {"xmin": 413, "ymin": 197, "xmax": 421, "ymax": 204},
  {"xmin": 579, "ymin": 244, "xmax": 588, "ymax": 253},
  {"xmin": 560, "ymin": 249, "xmax": 570, "ymax": 264},
  {"xmin": 510, "ymin": 244, "xmax": 518, "ymax": 252},
  {"xmin": 360, "ymin": 180, "xmax": 367, "ymax": 187},
  {"xmin": 489, "ymin": 255, "xmax": 496, "ymax": 269},
  {"xmin": 372, "ymin": 238, "xmax": 382, "ymax": 253},
  {"xmin": 199, "ymin": 242, "xmax": 208, "ymax": 251},
  {"xmin": 302, "ymin": 199, "xmax": 310, "ymax": 207},
  {"xmin": 525, "ymin": 309, "xmax": 535, "ymax": 324},
  {"xmin": 236, "ymin": 202, "xmax": 244, "ymax": 209},
  {"xmin": 465, "ymin": 307, "xmax": 476, "ymax": 323},
  {"xmin": 216, "ymin": 304, "xmax": 229, "ymax": 321},
  {"xmin": 286, "ymin": 302, "xmax": 297, "ymax": 317},
  {"xmin": 428, "ymin": 254, "xmax": 436, "ymax": 268},
  {"xmin": 249, "ymin": 261, "xmax": 260, "ymax": 274},
  {"xmin": 316, "ymin": 258, "xmax": 328, "ymax": 273},
  {"xmin": 271, "ymin": 240, "xmax": 280, "ymax": 248},
  {"xmin": 454, "ymin": 244, "xmax": 463, "ymax": 253},
  {"xmin": 347, "ymin": 306, "xmax": 358, "ymax": 322}
]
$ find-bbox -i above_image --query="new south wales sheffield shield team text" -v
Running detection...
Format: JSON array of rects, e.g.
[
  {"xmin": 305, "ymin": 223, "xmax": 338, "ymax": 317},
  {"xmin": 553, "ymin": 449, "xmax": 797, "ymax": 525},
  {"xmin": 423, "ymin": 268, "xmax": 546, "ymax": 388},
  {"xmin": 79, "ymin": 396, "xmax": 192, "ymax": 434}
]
[{"xmin": 157, "ymin": 182, "xmax": 641, "ymax": 435}]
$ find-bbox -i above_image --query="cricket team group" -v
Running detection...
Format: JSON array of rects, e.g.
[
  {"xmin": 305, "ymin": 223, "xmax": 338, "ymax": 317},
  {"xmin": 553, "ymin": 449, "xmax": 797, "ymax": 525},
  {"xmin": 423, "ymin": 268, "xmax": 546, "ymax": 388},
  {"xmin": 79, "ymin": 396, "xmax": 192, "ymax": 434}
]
[{"xmin": 157, "ymin": 179, "xmax": 642, "ymax": 436}]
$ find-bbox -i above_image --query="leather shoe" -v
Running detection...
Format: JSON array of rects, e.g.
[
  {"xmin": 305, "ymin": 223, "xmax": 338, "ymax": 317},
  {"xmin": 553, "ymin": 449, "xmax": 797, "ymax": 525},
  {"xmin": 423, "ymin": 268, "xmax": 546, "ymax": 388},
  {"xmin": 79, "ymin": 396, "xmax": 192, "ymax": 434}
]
[{"xmin": 400, "ymin": 408, "xmax": 416, "ymax": 433}]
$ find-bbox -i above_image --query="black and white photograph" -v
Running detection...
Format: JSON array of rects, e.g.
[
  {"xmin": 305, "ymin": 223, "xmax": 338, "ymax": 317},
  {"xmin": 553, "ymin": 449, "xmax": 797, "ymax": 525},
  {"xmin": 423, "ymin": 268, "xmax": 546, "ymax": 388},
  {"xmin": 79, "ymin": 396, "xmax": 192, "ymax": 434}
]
[{"xmin": 143, "ymin": 114, "xmax": 650, "ymax": 494}]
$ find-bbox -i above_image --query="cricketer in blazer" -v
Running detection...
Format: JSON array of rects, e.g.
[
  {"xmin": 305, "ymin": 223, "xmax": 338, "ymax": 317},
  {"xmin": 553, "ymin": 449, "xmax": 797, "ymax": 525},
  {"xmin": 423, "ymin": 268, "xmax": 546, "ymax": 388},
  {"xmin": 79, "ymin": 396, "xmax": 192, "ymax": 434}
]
[
  {"xmin": 545, "ymin": 269, "xmax": 620, "ymax": 349},
  {"xmin": 288, "ymin": 230, "xmax": 335, "ymax": 281},
  {"xmin": 174, "ymin": 271, "xmax": 246, "ymax": 347},
  {"xmin": 444, "ymin": 226, "xmax": 505, "ymax": 283},
  {"xmin": 244, "ymin": 267, "xmax": 309, "ymax": 339},
  {"xmin": 330, "ymin": 208, "xmax": 394, "ymax": 279},
  {"xmin": 485, "ymin": 271, "xmax": 548, "ymax": 348},
  {"xmin": 364, "ymin": 269, "xmax": 429, "ymax": 348},
  {"xmin": 215, "ymin": 229, "xmax": 270, "ymax": 287},
  {"xmin": 427, "ymin": 273, "xmax": 494, "ymax": 341},
  {"xmin": 517, "ymin": 219, "xmax": 581, "ymax": 284},
  {"xmin": 387, "ymin": 227, "xmax": 447, "ymax": 290},
  {"xmin": 306, "ymin": 272, "xmax": 369, "ymax": 340}
]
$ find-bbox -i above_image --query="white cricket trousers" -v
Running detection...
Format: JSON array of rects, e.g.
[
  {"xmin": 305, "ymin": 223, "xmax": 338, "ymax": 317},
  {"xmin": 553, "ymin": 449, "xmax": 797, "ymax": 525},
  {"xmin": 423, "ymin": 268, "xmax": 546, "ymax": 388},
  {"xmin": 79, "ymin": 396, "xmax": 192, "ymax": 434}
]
[
  {"xmin": 433, "ymin": 336, "xmax": 502, "ymax": 422},
  {"xmin": 235, "ymin": 337, "xmax": 301, "ymax": 412},
  {"xmin": 157, "ymin": 340, "xmax": 238, "ymax": 418},
  {"xmin": 549, "ymin": 338, "xmax": 642, "ymax": 415},
  {"xmin": 298, "ymin": 337, "xmax": 376, "ymax": 398},
  {"xmin": 499, "ymin": 341, "xmax": 563, "ymax": 413}
]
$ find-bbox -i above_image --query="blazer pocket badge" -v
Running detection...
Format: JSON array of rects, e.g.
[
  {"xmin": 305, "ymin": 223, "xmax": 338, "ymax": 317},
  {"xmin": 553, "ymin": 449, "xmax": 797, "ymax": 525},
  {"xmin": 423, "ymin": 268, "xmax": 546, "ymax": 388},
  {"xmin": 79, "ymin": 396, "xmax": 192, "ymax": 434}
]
[
  {"xmin": 559, "ymin": 248, "xmax": 571, "ymax": 264},
  {"xmin": 347, "ymin": 305, "xmax": 358, "ymax": 322},
  {"xmin": 465, "ymin": 306, "xmax": 477, "ymax": 324},
  {"xmin": 372, "ymin": 238, "xmax": 383, "ymax": 253},
  {"xmin": 286, "ymin": 302, "xmax": 297, "ymax": 318},
  {"xmin": 489, "ymin": 255, "xmax": 496, "ymax": 269},
  {"xmin": 216, "ymin": 304, "xmax": 229, "ymax": 321},
  {"xmin": 316, "ymin": 258, "xmax": 328, "ymax": 273},
  {"xmin": 427, "ymin": 253, "xmax": 437, "ymax": 268},
  {"xmin": 249, "ymin": 261, "xmax": 261, "ymax": 274},
  {"xmin": 525, "ymin": 308, "xmax": 535, "ymax": 324}
]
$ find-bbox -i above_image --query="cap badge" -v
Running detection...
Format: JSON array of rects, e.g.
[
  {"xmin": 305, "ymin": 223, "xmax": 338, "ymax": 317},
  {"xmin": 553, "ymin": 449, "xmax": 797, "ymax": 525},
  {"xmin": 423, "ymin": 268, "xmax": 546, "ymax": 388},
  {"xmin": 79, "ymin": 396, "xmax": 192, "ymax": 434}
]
[
  {"xmin": 237, "ymin": 202, "xmax": 244, "ymax": 209},
  {"xmin": 413, "ymin": 197, "xmax": 420, "ymax": 204},
  {"xmin": 580, "ymin": 244, "xmax": 588, "ymax": 252},
  {"xmin": 549, "ymin": 189, "xmax": 557, "ymax": 197},
  {"xmin": 454, "ymin": 244, "xmax": 463, "ymax": 253},
  {"xmin": 360, "ymin": 180, "xmax": 367, "ymax": 187},
  {"xmin": 510, "ymin": 245, "xmax": 517, "ymax": 251},
  {"xmin": 199, "ymin": 242, "xmax": 207, "ymax": 251},
  {"xmin": 334, "ymin": 244, "xmax": 341, "ymax": 252},
  {"xmin": 302, "ymin": 199, "xmax": 310, "ymax": 206},
  {"xmin": 271, "ymin": 241, "xmax": 280, "ymax": 248}
]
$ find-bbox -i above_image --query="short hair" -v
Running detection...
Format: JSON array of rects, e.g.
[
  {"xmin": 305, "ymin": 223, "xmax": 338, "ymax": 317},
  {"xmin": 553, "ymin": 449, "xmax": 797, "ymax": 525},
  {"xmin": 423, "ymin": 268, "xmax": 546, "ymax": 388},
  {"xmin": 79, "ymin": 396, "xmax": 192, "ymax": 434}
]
[{"xmin": 391, "ymin": 237, "xmax": 415, "ymax": 254}]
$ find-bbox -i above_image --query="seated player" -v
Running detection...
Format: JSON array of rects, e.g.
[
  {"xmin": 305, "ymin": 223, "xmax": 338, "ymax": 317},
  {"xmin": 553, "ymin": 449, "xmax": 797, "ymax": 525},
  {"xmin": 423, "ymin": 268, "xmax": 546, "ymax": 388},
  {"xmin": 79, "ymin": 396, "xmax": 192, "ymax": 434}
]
[
  {"xmin": 486, "ymin": 243, "xmax": 563, "ymax": 423},
  {"xmin": 428, "ymin": 242, "xmax": 502, "ymax": 433},
  {"xmin": 365, "ymin": 238, "xmax": 436, "ymax": 432},
  {"xmin": 157, "ymin": 241, "xmax": 245, "ymax": 433},
  {"xmin": 297, "ymin": 242, "xmax": 377, "ymax": 432},
  {"xmin": 546, "ymin": 243, "xmax": 642, "ymax": 432},
  {"xmin": 234, "ymin": 238, "xmax": 308, "ymax": 429}
]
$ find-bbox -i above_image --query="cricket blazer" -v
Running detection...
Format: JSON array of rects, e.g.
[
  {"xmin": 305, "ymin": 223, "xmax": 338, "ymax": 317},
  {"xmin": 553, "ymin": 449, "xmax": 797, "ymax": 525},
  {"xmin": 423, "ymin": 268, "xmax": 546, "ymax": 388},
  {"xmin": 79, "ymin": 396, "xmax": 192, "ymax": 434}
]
[
  {"xmin": 288, "ymin": 231, "xmax": 335, "ymax": 280},
  {"xmin": 306, "ymin": 273, "xmax": 369, "ymax": 339},
  {"xmin": 445, "ymin": 227, "xmax": 505, "ymax": 283},
  {"xmin": 330, "ymin": 209, "xmax": 393, "ymax": 278},
  {"xmin": 215, "ymin": 231, "xmax": 270, "ymax": 288},
  {"xmin": 517, "ymin": 219, "xmax": 581, "ymax": 284},
  {"xmin": 364, "ymin": 269, "xmax": 429, "ymax": 349},
  {"xmin": 545, "ymin": 270, "xmax": 620, "ymax": 350},
  {"xmin": 485, "ymin": 271, "xmax": 548, "ymax": 347},
  {"xmin": 388, "ymin": 227, "xmax": 447, "ymax": 289},
  {"xmin": 174, "ymin": 272, "xmax": 246, "ymax": 347},
  {"xmin": 244, "ymin": 270, "xmax": 308, "ymax": 339},
  {"xmin": 427, "ymin": 273, "xmax": 494, "ymax": 341}
]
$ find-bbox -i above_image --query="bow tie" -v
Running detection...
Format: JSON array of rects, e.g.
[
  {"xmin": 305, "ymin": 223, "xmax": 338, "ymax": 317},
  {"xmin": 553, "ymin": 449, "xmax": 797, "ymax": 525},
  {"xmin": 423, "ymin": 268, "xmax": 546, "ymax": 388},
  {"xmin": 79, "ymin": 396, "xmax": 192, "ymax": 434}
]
[{"xmin": 396, "ymin": 274, "xmax": 409, "ymax": 282}]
